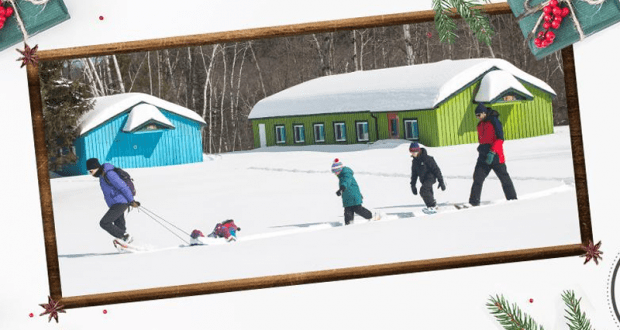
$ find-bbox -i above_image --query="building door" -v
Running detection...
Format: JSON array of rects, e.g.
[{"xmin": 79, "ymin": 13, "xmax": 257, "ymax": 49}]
[
  {"xmin": 258, "ymin": 124, "xmax": 267, "ymax": 147},
  {"xmin": 387, "ymin": 113, "xmax": 399, "ymax": 139}
]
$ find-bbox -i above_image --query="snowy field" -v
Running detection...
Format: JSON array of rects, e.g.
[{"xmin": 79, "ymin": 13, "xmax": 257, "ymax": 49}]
[{"xmin": 50, "ymin": 126, "xmax": 581, "ymax": 297}]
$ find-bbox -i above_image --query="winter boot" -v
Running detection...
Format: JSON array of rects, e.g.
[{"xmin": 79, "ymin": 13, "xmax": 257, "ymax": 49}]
[
  {"xmin": 421, "ymin": 206, "xmax": 438, "ymax": 214},
  {"xmin": 122, "ymin": 233, "xmax": 134, "ymax": 244}
]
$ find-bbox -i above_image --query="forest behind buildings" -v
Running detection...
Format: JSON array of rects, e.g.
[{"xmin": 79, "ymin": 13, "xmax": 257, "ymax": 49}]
[{"xmin": 42, "ymin": 13, "xmax": 567, "ymax": 165}]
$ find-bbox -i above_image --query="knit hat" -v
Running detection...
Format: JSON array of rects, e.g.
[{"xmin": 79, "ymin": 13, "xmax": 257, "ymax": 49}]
[
  {"xmin": 409, "ymin": 142, "xmax": 421, "ymax": 152},
  {"xmin": 86, "ymin": 158, "xmax": 101, "ymax": 171},
  {"xmin": 190, "ymin": 229, "xmax": 205, "ymax": 239},
  {"xmin": 475, "ymin": 103, "xmax": 489, "ymax": 115},
  {"xmin": 331, "ymin": 158, "xmax": 344, "ymax": 173}
]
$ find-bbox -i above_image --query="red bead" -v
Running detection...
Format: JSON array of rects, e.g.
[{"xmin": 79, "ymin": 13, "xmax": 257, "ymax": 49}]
[
  {"xmin": 0, "ymin": 22, "xmax": 4, "ymax": 29},
  {"xmin": 541, "ymin": 39, "xmax": 550, "ymax": 48},
  {"xmin": 550, "ymin": 0, "xmax": 558, "ymax": 6},
  {"xmin": 0, "ymin": 16, "xmax": 5, "ymax": 23},
  {"xmin": 546, "ymin": 30, "xmax": 556, "ymax": 40},
  {"xmin": 29, "ymin": 313, "xmax": 34, "ymax": 318},
  {"xmin": 529, "ymin": 298, "xmax": 534, "ymax": 303},
  {"xmin": 544, "ymin": 14, "xmax": 552, "ymax": 22},
  {"xmin": 553, "ymin": 7, "xmax": 562, "ymax": 16},
  {"xmin": 554, "ymin": 16, "xmax": 562, "ymax": 23},
  {"xmin": 543, "ymin": 22, "xmax": 551, "ymax": 30},
  {"xmin": 551, "ymin": 21, "xmax": 561, "ymax": 29},
  {"xmin": 538, "ymin": 31, "xmax": 545, "ymax": 38},
  {"xmin": 99, "ymin": 16, "xmax": 104, "ymax": 20},
  {"xmin": 5, "ymin": 6, "xmax": 12, "ymax": 16},
  {"xmin": 543, "ymin": 6, "xmax": 552, "ymax": 14},
  {"xmin": 561, "ymin": 7, "xmax": 570, "ymax": 17},
  {"xmin": 0, "ymin": 7, "xmax": 5, "ymax": 17},
  {"xmin": 103, "ymin": 309, "xmax": 107, "ymax": 314}
]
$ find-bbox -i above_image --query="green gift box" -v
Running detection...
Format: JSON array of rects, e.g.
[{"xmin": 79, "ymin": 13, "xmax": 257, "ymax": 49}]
[
  {"xmin": 508, "ymin": 0, "xmax": 620, "ymax": 59},
  {"xmin": 0, "ymin": 0, "xmax": 70, "ymax": 52}
]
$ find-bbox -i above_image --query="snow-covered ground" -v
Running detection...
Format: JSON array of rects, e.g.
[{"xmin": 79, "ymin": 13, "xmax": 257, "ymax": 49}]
[{"xmin": 51, "ymin": 126, "xmax": 581, "ymax": 297}]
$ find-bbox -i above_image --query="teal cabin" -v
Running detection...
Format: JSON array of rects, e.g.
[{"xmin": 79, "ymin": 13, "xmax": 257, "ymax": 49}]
[
  {"xmin": 248, "ymin": 58, "xmax": 556, "ymax": 148},
  {"xmin": 59, "ymin": 93, "xmax": 206, "ymax": 175}
]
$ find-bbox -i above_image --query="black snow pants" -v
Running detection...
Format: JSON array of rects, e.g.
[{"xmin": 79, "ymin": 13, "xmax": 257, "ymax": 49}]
[
  {"xmin": 100, "ymin": 203, "xmax": 129, "ymax": 239},
  {"xmin": 419, "ymin": 177, "xmax": 437, "ymax": 208},
  {"xmin": 468, "ymin": 161, "xmax": 517, "ymax": 206},
  {"xmin": 344, "ymin": 205, "xmax": 373, "ymax": 225}
]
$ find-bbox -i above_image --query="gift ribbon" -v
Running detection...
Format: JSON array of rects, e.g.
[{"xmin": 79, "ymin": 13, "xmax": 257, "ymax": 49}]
[
  {"xmin": 5, "ymin": 0, "xmax": 51, "ymax": 41},
  {"xmin": 519, "ymin": 0, "xmax": 609, "ymax": 43}
]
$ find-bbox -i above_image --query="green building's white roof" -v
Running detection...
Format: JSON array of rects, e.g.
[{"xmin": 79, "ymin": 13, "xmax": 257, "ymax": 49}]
[{"xmin": 248, "ymin": 58, "xmax": 555, "ymax": 120}]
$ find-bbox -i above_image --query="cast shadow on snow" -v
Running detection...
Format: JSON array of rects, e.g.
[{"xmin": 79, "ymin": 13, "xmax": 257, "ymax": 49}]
[
  {"xmin": 59, "ymin": 251, "xmax": 124, "ymax": 258},
  {"xmin": 270, "ymin": 221, "xmax": 343, "ymax": 229}
]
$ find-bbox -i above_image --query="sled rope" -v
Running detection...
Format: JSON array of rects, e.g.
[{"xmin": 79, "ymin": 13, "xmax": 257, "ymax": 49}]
[{"xmin": 138, "ymin": 206, "xmax": 190, "ymax": 245}]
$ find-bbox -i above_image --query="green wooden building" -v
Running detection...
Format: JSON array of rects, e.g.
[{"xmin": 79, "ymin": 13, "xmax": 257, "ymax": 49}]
[{"xmin": 248, "ymin": 58, "xmax": 556, "ymax": 148}]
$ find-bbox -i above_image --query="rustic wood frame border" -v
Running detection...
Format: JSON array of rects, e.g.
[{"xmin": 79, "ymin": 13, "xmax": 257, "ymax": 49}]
[{"xmin": 27, "ymin": 2, "xmax": 592, "ymax": 309}]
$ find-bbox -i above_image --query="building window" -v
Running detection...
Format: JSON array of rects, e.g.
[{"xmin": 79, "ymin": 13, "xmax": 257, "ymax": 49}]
[
  {"xmin": 313, "ymin": 123, "xmax": 325, "ymax": 143},
  {"xmin": 334, "ymin": 122, "xmax": 346, "ymax": 142},
  {"xmin": 293, "ymin": 125, "xmax": 305, "ymax": 143},
  {"xmin": 503, "ymin": 95, "xmax": 517, "ymax": 102},
  {"xmin": 356, "ymin": 121, "xmax": 369, "ymax": 142},
  {"xmin": 404, "ymin": 119, "xmax": 419, "ymax": 140},
  {"xmin": 275, "ymin": 125, "xmax": 286, "ymax": 144}
]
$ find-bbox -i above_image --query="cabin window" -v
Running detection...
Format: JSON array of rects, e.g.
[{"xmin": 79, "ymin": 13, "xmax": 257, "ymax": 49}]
[
  {"xmin": 356, "ymin": 121, "xmax": 369, "ymax": 142},
  {"xmin": 293, "ymin": 125, "xmax": 305, "ymax": 143},
  {"xmin": 334, "ymin": 122, "xmax": 346, "ymax": 142},
  {"xmin": 134, "ymin": 122, "xmax": 171, "ymax": 132},
  {"xmin": 404, "ymin": 119, "xmax": 419, "ymax": 140},
  {"xmin": 313, "ymin": 123, "xmax": 325, "ymax": 143},
  {"xmin": 503, "ymin": 95, "xmax": 517, "ymax": 101},
  {"xmin": 275, "ymin": 125, "xmax": 286, "ymax": 144}
]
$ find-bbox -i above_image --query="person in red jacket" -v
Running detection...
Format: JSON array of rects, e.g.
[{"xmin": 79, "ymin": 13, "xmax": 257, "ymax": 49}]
[{"xmin": 468, "ymin": 103, "xmax": 517, "ymax": 206}]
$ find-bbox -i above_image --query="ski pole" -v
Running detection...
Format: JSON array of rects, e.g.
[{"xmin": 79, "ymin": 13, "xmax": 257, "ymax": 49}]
[{"xmin": 137, "ymin": 206, "xmax": 190, "ymax": 245}]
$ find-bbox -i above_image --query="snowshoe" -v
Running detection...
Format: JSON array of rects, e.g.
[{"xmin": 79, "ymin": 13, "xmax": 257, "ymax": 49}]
[
  {"xmin": 454, "ymin": 203, "xmax": 474, "ymax": 210},
  {"xmin": 113, "ymin": 237, "xmax": 143, "ymax": 252}
]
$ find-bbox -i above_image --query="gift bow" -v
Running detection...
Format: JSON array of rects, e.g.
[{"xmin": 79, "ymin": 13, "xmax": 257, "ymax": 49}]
[{"xmin": 519, "ymin": 0, "xmax": 608, "ymax": 43}]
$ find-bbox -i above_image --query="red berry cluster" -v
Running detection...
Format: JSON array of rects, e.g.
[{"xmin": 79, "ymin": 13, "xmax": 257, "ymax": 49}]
[
  {"xmin": 534, "ymin": 0, "xmax": 570, "ymax": 48},
  {"xmin": 0, "ymin": 3, "xmax": 14, "ymax": 30}
]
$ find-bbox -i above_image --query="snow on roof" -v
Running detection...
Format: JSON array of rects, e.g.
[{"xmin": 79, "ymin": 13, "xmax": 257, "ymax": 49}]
[
  {"xmin": 248, "ymin": 58, "xmax": 556, "ymax": 119},
  {"xmin": 122, "ymin": 103, "xmax": 175, "ymax": 132},
  {"xmin": 78, "ymin": 93, "xmax": 206, "ymax": 136},
  {"xmin": 474, "ymin": 70, "xmax": 533, "ymax": 103}
]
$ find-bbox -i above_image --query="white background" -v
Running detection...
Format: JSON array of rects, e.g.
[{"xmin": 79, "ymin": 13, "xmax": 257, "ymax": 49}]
[{"xmin": 1, "ymin": 0, "xmax": 619, "ymax": 328}]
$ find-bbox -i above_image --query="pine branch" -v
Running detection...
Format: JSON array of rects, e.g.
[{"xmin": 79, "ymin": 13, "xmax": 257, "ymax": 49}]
[
  {"xmin": 433, "ymin": 0, "xmax": 458, "ymax": 44},
  {"xmin": 450, "ymin": 0, "xmax": 495, "ymax": 46},
  {"xmin": 487, "ymin": 295, "xmax": 544, "ymax": 330},
  {"xmin": 562, "ymin": 290, "xmax": 594, "ymax": 330},
  {"xmin": 432, "ymin": 0, "xmax": 494, "ymax": 46}
]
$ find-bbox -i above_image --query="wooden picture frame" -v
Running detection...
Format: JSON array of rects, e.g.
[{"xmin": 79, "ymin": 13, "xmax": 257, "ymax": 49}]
[{"xmin": 27, "ymin": 2, "xmax": 591, "ymax": 309}]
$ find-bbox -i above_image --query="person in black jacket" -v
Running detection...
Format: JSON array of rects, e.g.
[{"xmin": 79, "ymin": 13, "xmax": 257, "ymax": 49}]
[{"xmin": 410, "ymin": 142, "xmax": 446, "ymax": 213}]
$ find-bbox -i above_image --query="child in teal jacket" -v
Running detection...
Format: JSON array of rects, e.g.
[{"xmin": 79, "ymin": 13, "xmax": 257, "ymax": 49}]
[{"xmin": 332, "ymin": 158, "xmax": 381, "ymax": 225}]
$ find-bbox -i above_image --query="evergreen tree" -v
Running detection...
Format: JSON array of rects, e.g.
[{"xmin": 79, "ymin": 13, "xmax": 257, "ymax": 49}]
[{"xmin": 40, "ymin": 60, "xmax": 94, "ymax": 172}]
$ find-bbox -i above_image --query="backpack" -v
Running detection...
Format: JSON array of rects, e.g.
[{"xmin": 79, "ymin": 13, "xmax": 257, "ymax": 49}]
[{"xmin": 103, "ymin": 167, "xmax": 136, "ymax": 196}]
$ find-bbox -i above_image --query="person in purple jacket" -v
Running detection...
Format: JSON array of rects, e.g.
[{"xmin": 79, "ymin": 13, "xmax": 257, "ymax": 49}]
[{"xmin": 87, "ymin": 158, "xmax": 140, "ymax": 244}]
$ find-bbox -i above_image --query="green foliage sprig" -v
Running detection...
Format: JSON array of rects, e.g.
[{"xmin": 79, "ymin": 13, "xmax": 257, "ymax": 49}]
[
  {"xmin": 487, "ymin": 291, "xmax": 595, "ymax": 330},
  {"xmin": 432, "ymin": 0, "xmax": 495, "ymax": 46}
]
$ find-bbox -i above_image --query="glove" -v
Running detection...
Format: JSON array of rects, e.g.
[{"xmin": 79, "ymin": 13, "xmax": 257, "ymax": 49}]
[
  {"xmin": 336, "ymin": 186, "xmax": 346, "ymax": 196},
  {"xmin": 485, "ymin": 151, "xmax": 497, "ymax": 165},
  {"xmin": 438, "ymin": 181, "xmax": 446, "ymax": 191},
  {"xmin": 411, "ymin": 185, "xmax": 417, "ymax": 195},
  {"xmin": 129, "ymin": 200, "xmax": 141, "ymax": 208}
]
